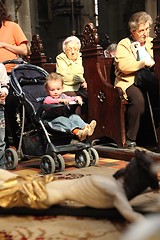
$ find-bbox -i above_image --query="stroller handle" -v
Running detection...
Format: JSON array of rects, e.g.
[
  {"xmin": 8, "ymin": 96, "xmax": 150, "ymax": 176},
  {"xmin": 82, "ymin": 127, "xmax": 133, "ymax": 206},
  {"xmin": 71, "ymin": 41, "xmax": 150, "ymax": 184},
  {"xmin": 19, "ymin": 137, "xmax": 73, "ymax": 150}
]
[{"xmin": 3, "ymin": 58, "xmax": 28, "ymax": 65}]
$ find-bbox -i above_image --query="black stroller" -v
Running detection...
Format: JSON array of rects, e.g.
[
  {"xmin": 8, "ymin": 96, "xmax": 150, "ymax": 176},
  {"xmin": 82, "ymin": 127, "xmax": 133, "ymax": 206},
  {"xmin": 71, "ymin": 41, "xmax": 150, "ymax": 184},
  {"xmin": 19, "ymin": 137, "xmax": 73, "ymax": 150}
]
[{"xmin": 4, "ymin": 60, "xmax": 99, "ymax": 174}]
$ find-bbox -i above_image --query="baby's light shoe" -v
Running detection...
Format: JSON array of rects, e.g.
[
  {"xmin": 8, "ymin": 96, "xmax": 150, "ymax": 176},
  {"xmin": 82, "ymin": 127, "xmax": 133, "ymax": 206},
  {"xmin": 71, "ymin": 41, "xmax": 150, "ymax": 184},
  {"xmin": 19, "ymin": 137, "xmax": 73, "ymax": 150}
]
[
  {"xmin": 76, "ymin": 127, "xmax": 89, "ymax": 141},
  {"xmin": 87, "ymin": 120, "xmax": 97, "ymax": 136}
]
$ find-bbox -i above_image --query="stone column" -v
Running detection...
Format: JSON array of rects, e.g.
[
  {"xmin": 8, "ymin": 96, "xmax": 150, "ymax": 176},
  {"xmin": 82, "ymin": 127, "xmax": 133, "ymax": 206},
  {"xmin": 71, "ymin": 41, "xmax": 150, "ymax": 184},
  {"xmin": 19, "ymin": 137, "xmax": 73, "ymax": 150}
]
[
  {"xmin": 17, "ymin": 0, "xmax": 32, "ymax": 41},
  {"xmin": 5, "ymin": 0, "xmax": 15, "ymax": 20},
  {"xmin": 5, "ymin": 0, "xmax": 33, "ymax": 41},
  {"xmin": 145, "ymin": 0, "xmax": 157, "ymax": 38}
]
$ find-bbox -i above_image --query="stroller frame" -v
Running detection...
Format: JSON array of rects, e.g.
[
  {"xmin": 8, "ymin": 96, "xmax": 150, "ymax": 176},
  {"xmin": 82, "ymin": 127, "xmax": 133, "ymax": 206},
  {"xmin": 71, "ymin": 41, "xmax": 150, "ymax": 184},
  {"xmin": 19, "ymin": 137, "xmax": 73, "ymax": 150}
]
[{"xmin": 4, "ymin": 60, "xmax": 99, "ymax": 174}]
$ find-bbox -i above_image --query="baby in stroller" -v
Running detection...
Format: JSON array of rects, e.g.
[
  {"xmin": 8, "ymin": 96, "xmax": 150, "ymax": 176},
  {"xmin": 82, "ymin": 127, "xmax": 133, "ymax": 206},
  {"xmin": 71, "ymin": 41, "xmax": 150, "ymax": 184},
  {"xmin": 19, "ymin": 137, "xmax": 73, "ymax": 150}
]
[
  {"xmin": 43, "ymin": 72, "xmax": 96, "ymax": 141},
  {"xmin": 4, "ymin": 62, "xmax": 99, "ymax": 174}
]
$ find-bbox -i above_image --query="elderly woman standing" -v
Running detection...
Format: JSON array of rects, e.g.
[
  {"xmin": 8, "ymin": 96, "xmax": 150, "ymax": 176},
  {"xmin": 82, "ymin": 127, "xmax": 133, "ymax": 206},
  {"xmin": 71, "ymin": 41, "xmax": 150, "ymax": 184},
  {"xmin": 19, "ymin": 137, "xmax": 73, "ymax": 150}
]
[
  {"xmin": 114, "ymin": 11, "xmax": 158, "ymax": 148},
  {"xmin": 56, "ymin": 36, "xmax": 88, "ymax": 120}
]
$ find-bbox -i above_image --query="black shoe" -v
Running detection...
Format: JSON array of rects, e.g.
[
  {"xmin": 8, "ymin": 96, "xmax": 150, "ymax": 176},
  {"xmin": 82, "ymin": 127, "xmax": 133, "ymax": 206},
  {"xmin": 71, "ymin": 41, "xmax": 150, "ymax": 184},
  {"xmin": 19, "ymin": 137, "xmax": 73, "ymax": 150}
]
[{"xmin": 126, "ymin": 139, "xmax": 137, "ymax": 148}]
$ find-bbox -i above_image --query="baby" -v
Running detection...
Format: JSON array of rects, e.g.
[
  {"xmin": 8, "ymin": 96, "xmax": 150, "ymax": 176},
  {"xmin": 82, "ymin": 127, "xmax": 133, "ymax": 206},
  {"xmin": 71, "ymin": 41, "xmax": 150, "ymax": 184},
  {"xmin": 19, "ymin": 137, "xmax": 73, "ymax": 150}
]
[{"xmin": 43, "ymin": 72, "xmax": 96, "ymax": 141}]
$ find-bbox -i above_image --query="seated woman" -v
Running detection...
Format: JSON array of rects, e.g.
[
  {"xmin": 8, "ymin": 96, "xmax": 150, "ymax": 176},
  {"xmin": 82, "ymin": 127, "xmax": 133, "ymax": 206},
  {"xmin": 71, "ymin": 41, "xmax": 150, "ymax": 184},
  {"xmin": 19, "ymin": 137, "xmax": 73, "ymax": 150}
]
[
  {"xmin": 43, "ymin": 72, "xmax": 96, "ymax": 141},
  {"xmin": 56, "ymin": 36, "xmax": 88, "ymax": 121},
  {"xmin": 114, "ymin": 11, "xmax": 159, "ymax": 148}
]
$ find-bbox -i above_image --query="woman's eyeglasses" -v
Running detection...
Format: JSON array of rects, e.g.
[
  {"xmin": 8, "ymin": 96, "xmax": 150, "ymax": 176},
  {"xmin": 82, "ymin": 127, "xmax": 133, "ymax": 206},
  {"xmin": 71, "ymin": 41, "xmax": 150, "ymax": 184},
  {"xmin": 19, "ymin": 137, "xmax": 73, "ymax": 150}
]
[
  {"xmin": 135, "ymin": 27, "xmax": 151, "ymax": 35},
  {"xmin": 66, "ymin": 47, "xmax": 79, "ymax": 52}
]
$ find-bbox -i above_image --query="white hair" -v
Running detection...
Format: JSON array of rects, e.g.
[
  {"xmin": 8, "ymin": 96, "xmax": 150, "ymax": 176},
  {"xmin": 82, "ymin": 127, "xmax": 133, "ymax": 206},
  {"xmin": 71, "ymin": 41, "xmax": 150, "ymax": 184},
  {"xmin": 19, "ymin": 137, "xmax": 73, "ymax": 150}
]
[
  {"xmin": 62, "ymin": 36, "xmax": 81, "ymax": 52},
  {"xmin": 128, "ymin": 11, "xmax": 153, "ymax": 31}
]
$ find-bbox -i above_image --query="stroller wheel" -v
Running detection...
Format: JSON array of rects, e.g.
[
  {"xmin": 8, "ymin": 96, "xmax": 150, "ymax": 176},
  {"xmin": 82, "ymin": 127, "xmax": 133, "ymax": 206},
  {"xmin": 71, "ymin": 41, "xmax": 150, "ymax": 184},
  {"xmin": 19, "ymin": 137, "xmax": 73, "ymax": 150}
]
[
  {"xmin": 54, "ymin": 154, "xmax": 65, "ymax": 173},
  {"xmin": 5, "ymin": 148, "xmax": 19, "ymax": 170},
  {"xmin": 88, "ymin": 147, "xmax": 99, "ymax": 166},
  {"xmin": 75, "ymin": 149, "xmax": 90, "ymax": 168},
  {"xmin": 40, "ymin": 155, "xmax": 56, "ymax": 175}
]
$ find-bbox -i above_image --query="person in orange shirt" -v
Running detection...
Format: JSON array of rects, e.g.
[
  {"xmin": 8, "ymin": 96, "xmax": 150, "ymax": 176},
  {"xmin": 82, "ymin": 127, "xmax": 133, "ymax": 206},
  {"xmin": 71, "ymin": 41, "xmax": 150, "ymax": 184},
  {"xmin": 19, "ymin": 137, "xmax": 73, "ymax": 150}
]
[{"xmin": 0, "ymin": 0, "xmax": 29, "ymax": 148}]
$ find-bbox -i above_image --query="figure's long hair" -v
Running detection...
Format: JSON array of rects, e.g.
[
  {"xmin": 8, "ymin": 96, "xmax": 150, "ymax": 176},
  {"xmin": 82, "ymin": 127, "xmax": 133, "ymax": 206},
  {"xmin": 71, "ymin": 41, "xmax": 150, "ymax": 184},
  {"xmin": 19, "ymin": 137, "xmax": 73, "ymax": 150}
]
[
  {"xmin": 0, "ymin": 0, "xmax": 11, "ymax": 28},
  {"xmin": 113, "ymin": 149, "xmax": 159, "ymax": 200}
]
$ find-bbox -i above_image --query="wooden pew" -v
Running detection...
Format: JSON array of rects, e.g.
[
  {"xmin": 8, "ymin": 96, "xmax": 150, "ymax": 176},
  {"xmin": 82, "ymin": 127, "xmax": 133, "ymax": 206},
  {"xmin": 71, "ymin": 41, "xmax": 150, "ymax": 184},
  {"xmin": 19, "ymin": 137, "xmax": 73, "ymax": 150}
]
[
  {"xmin": 153, "ymin": 15, "xmax": 160, "ymax": 83},
  {"xmin": 81, "ymin": 23, "xmax": 128, "ymax": 148},
  {"xmin": 152, "ymin": 15, "xmax": 160, "ymax": 147}
]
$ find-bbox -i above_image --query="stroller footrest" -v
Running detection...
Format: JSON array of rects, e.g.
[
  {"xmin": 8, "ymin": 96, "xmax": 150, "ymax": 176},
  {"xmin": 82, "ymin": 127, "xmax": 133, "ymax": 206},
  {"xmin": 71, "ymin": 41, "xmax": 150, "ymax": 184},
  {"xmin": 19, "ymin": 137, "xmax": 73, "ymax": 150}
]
[{"xmin": 55, "ymin": 142, "xmax": 90, "ymax": 153}]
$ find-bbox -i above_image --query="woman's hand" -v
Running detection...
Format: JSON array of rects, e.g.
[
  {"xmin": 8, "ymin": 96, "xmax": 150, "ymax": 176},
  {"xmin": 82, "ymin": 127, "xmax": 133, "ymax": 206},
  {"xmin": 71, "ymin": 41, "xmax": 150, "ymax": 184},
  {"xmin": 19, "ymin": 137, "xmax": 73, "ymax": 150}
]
[
  {"xmin": 145, "ymin": 58, "xmax": 155, "ymax": 68},
  {"xmin": 73, "ymin": 75, "xmax": 83, "ymax": 83},
  {"xmin": 0, "ymin": 92, "xmax": 7, "ymax": 104},
  {"xmin": 76, "ymin": 96, "xmax": 83, "ymax": 105},
  {"xmin": 81, "ymin": 81, "xmax": 87, "ymax": 89}
]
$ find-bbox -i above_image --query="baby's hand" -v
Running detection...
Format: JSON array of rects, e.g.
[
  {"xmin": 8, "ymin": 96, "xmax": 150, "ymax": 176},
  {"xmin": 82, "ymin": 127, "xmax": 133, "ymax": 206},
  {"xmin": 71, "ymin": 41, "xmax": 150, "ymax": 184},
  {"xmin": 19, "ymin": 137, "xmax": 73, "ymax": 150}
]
[
  {"xmin": 76, "ymin": 96, "xmax": 83, "ymax": 105},
  {"xmin": 60, "ymin": 99, "xmax": 69, "ymax": 105}
]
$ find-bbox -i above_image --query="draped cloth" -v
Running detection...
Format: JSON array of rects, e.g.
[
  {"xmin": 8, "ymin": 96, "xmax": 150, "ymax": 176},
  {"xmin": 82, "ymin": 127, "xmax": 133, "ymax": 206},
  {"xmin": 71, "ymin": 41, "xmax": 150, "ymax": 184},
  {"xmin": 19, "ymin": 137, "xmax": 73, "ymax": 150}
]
[{"xmin": 0, "ymin": 174, "xmax": 55, "ymax": 209}]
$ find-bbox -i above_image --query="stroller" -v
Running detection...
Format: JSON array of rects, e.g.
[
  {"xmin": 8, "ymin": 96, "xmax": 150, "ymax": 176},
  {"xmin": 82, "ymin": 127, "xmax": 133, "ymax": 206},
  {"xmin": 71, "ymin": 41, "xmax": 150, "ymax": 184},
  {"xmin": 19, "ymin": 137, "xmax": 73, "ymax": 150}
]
[{"xmin": 4, "ymin": 60, "xmax": 99, "ymax": 174}]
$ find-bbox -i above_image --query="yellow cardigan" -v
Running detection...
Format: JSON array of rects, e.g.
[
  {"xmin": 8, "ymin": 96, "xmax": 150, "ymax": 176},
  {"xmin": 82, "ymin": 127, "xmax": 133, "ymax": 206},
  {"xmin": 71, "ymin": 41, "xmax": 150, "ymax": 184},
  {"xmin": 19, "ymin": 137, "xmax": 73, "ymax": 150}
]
[
  {"xmin": 56, "ymin": 52, "xmax": 85, "ymax": 92},
  {"xmin": 114, "ymin": 37, "xmax": 154, "ymax": 99}
]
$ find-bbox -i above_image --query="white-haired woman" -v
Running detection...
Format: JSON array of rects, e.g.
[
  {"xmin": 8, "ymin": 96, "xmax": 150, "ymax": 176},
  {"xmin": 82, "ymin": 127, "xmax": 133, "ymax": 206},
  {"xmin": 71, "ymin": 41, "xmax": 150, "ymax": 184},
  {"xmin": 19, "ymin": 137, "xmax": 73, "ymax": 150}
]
[{"xmin": 56, "ymin": 36, "xmax": 87, "ymax": 120}]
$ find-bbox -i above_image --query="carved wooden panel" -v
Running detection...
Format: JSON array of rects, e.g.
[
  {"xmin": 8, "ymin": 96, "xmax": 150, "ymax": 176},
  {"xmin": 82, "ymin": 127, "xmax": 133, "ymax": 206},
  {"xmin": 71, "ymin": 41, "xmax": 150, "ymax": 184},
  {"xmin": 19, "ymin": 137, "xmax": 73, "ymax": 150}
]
[
  {"xmin": 153, "ymin": 15, "xmax": 160, "ymax": 81},
  {"xmin": 30, "ymin": 34, "xmax": 47, "ymax": 67},
  {"xmin": 81, "ymin": 23, "xmax": 100, "ymax": 49}
]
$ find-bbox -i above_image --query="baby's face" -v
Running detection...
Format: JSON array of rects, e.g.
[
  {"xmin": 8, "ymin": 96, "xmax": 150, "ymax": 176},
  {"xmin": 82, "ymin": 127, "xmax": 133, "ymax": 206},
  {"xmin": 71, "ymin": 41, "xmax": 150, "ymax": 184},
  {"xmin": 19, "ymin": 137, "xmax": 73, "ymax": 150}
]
[
  {"xmin": 47, "ymin": 81, "xmax": 63, "ymax": 98},
  {"xmin": 65, "ymin": 42, "xmax": 79, "ymax": 61}
]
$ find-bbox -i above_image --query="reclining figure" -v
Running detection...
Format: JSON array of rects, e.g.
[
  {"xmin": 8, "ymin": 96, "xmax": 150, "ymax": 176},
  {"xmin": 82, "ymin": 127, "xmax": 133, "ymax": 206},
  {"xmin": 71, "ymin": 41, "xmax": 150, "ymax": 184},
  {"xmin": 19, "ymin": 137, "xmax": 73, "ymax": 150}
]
[{"xmin": 0, "ymin": 148, "xmax": 159, "ymax": 222}]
